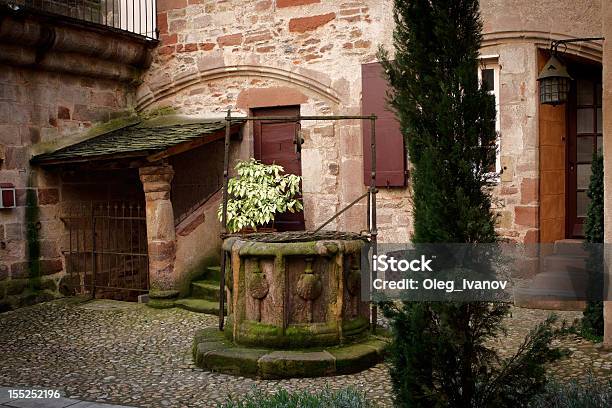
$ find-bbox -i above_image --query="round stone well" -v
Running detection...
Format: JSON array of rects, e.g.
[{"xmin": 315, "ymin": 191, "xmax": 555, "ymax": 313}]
[{"xmin": 192, "ymin": 231, "xmax": 389, "ymax": 379}]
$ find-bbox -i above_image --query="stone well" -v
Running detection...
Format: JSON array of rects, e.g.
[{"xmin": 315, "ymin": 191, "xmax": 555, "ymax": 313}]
[
  {"xmin": 224, "ymin": 231, "xmax": 369, "ymax": 347},
  {"xmin": 193, "ymin": 231, "xmax": 389, "ymax": 379}
]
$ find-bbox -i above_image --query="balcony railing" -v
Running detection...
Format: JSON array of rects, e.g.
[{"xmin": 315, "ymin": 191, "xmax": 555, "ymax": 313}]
[{"xmin": 1, "ymin": 0, "xmax": 158, "ymax": 40}]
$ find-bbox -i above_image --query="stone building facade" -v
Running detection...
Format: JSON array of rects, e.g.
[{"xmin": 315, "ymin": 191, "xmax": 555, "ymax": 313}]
[
  {"xmin": 0, "ymin": 2, "xmax": 155, "ymax": 309},
  {"xmin": 480, "ymin": 0, "xmax": 602, "ymax": 244},
  {"xmin": 0, "ymin": 0, "xmax": 610, "ymax": 345},
  {"xmin": 138, "ymin": 0, "xmax": 407, "ymax": 246},
  {"xmin": 136, "ymin": 0, "xmax": 603, "ymax": 249}
]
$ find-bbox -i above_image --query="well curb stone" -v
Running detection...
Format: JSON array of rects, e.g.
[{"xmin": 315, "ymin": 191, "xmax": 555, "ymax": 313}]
[{"xmin": 192, "ymin": 328, "xmax": 390, "ymax": 379}]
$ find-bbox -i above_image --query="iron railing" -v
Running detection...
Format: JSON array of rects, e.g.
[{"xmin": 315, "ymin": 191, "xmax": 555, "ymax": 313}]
[{"xmin": 1, "ymin": 0, "xmax": 158, "ymax": 40}]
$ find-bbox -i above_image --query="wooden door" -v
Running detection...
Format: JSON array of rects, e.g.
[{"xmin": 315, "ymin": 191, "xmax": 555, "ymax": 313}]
[
  {"xmin": 253, "ymin": 106, "xmax": 305, "ymax": 231},
  {"xmin": 567, "ymin": 69, "xmax": 602, "ymax": 237}
]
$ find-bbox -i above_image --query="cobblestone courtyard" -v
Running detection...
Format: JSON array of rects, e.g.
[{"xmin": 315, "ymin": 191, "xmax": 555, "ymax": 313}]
[{"xmin": 0, "ymin": 299, "xmax": 610, "ymax": 407}]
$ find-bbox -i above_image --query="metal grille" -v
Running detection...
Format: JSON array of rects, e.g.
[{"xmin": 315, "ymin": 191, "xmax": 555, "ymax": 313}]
[
  {"xmin": 61, "ymin": 201, "xmax": 149, "ymax": 300},
  {"xmin": 170, "ymin": 140, "xmax": 224, "ymax": 225},
  {"xmin": 2, "ymin": 0, "xmax": 158, "ymax": 40}
]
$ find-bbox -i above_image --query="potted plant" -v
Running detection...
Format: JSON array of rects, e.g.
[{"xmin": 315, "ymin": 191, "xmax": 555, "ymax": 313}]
[{"xmin": 218, "ymin": 158, "xmax": 303, "ymax": 234}]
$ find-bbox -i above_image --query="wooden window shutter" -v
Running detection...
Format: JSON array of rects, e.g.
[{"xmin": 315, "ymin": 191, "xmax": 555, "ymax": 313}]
[{"xmin": 361, "ymin": 62, "xmax": 406, "ymax": 187}]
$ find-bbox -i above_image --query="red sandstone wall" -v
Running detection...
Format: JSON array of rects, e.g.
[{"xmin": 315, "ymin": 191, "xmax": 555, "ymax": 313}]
[
  {"xmin": 0, "ymin": 65, "xmax": 136, "ymax": 309},
  {"xmin": 138, "ymin": 0, "xmax": 411, "ymax": 245}
]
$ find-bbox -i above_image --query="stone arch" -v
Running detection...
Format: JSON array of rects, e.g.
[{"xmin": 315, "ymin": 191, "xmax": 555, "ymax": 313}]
[
  {"xmin": 482, "ymin": 31, "xmax": 602, "ymax": 62},
  {"xmin": 137, "ymin": 64, "xmax": 342, "ymax": 112}
]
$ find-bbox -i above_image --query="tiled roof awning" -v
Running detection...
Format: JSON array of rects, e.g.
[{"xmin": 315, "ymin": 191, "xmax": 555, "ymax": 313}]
[{"xmin": 32, "ymin": 120, "xmax": 240, "ymax": 165}]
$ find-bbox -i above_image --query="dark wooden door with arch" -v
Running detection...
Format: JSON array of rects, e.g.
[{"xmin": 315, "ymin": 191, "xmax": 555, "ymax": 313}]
[{"xmin": 253, "ymin": 106, "xmax": 305, "ymax": 231}]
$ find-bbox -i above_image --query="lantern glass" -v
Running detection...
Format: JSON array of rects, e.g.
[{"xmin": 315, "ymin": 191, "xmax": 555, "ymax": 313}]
[{"xmin": 539, "ymin": 76, "xmax": 571, "ymax": 106}]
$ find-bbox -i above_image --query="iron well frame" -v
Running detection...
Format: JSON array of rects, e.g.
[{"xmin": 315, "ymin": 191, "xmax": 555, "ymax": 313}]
[{"xmin": 218, "ymin": 109, "xmax": 380, "ymax": 333}]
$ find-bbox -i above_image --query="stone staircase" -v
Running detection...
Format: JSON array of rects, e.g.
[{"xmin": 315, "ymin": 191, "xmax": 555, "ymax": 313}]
[
  {"xmin": 174, "ymin": 265, "xmax": 227, "ymax": 315},
  {"xmin": 514, "ymin": 239, "xmax": 588, "ymax": 311}
]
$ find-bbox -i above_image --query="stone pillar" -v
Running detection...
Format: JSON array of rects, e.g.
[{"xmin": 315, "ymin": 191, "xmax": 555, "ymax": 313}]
[
  {"xmin": 602, "ymin": 0, "xmax": 612, "ymax": 349},
  {"xmin": 139, "ymin": 164, "xmax": 178, "ymax": 308}
]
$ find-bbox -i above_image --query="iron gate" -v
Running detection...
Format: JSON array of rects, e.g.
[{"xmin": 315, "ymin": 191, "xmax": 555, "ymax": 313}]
[{"xmin": 61, "ymin": 201, "xmax": 149, "ymax": 300}]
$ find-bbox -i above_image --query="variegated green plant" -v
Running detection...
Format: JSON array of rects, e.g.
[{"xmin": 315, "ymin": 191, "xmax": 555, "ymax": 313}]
[{"xmin": 218, "ymin": 159, "xmax": 303, "ymax": 233}]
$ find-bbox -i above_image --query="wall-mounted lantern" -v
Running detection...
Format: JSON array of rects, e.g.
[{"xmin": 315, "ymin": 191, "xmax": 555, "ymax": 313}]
[
  {"xmin": 537, "ymin": 54, "xmax": 572, "ymax": 106},
  {"xmin": 538, "ymin": 37, "xmax": 604, "ymax": 106}
]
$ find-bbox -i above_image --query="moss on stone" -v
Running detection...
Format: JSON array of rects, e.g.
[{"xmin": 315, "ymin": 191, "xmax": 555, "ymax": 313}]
[
  {"xmin": 146, "ymin": 298, "xmax": 175, "ymax": 309},
  {"xmin": 194, "ymin": 328, "xmax": 225, "ymax": 344},
  {"xmin": 5, "ymin": 280, "xmax": 28, "ymax": 296},
  {"xmin": 193, "ymin": 330, "xmax": 389, "ymax": 379},
  {"xmin": 223, "ymin": 319, "xmax": 234, "ymax": 341},
  {"xmin": 236, "ymin": 241, "xmax": 320, "ymax": 257},
  {"xmin": 85, "ymin": 114, "xmax": 140, "ymax": 138},
  {"xmin": 39, "ymin": 278, "xmax": 57, "ymax": 292},
  {"xmin": 237, "ymin": 321, "xmax": 281, "ymax": 344},
  {"xmin": 204, "ymin": 349, "xmax": 267, "ymax": 376},
  {"xmin": 191, "ymin": 280, "xmax": 220, "ymax": 301},
  {"xmin": 341, "ymin": 316, "xmax": 369, "ymax": 337},
  {"xmin": 258, "ymin": 351, "xmax": 336, "ymax": 379},
  {"xmin": 206, "ymin": 265, "xmax": 222, "ymax": 281},
  {"xmin": 174, "ymin": 298, "xmax": 224, "ymax": 315},
  {"xmin": 31, "ymin": 114, "xmax": 139, "ymax": 156},
  {"xmin": 236, "ymin": 321, "xmax": 342, "ymax": 349},
  {"xmin": 328, "ymin": 343, "xmax": 381, "ymax": 375},
  {"xmin": 140, "ymin": 106, "xmax": 177, "ymax": 121},
  {"xmin": 148, "ymin": 290, "xmax": 180, "ymax": 299},
  {"xmin": 176, "ymin": 256, "xmax": 219, "ymax": 297}
]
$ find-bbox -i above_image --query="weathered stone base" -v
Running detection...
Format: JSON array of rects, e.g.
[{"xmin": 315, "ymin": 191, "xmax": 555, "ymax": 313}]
[
  {"xmin": 192, "ymin": 327, "xmax": 389, "ymax": 379},
  {"xmin": 146, "ymin": 289, "xmax": 180, "ymax": 309}
]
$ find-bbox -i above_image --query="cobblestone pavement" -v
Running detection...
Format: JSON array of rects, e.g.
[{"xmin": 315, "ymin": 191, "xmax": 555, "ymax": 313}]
[{"xmin": 0, "ymin": 299, "xmax": 610, "ymax": 408}]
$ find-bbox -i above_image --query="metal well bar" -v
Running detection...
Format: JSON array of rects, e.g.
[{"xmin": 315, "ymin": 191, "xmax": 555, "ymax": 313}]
[{"xmin": 218, "ymin": 109, "xmax": 232, "ymax": 330}]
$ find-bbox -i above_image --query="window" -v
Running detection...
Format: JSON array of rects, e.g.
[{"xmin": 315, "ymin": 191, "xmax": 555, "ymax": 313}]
[
  {"xmin": 478, "ymin": 56, "xmax": 501, "ymax": 176},
  {"xmin": 0, "ymin": 183, "xmax": 16, "ymax": 209}
]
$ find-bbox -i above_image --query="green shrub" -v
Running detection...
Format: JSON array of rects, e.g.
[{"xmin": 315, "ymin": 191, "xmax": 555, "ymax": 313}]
[
  {"xmin": 582, "ymin": 154, "xmax": 604, "ymax": 338},
  {"xmin": 379, "ymin": 0, "xmax": 563, "ymax": 406},
  {"xmin": 217, "ymin": 387, "xmax": 372, "ymax": 408},
  {"xmin": 218, "ymin": 159, "xmax": 303, "ymax": 233},
  {"xmin": 530, "ymin": 373, "xmax": 612, "ymax": 408}
]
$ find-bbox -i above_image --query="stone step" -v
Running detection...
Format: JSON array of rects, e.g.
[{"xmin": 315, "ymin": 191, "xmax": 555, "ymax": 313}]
[
  {"xmin": 191, "ymin": 280, "xmax": 220, "ymax": 301},
  {"xmin": 206, "ymin": 265, "xmax": 222, "ymax": 281},
  {"xmin": 553, "ymin": 239, "xmax": 588, "ymax": 258},
  {"xmin": 175, "ymin": 298, "xmax": 226, "ymax": 315},
  {"xmin": 544, "ymin": 254, "xmax": 587, "ymax": 272}
]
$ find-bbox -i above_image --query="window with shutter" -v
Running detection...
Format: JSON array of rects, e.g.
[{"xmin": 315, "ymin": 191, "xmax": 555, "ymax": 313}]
[
  {"xmin": 361, "ymin": 62, "xmax": 407, "ymax": 187},
  {"xmin": 478, "ymin": 56, "xmax": 501, "ymax": 175}
]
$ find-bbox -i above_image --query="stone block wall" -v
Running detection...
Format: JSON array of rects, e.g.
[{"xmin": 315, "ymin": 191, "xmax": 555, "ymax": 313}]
[
  {"xmin": 141, "ymin": 0, "xmax": 603, "ymax": 246},
  {"xmin": 0, "ymin": 56, "xmax": 137, "ymax": 311},
  {"xmin": 480, "ymin": 0, "xmax": 602, "ymax": 243}
]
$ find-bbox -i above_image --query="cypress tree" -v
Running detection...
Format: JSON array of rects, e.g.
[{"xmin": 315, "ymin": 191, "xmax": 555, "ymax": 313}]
[
  {"xmin": 379, "ymin": 1, "xmax": 563, "ymax": 406},
  {"xmin": 582, "ymin": 153, "xmax": 604, "ymax": 337}
]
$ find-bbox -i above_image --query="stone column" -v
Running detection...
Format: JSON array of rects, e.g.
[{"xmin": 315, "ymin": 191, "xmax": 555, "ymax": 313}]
[
  {"xmin": 602, "ymin": 0, "xmax": 612, "ymax": 349},
  {"xmin": 139, "ymin": 164, "xmax": 178, "ymax": 308}
]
